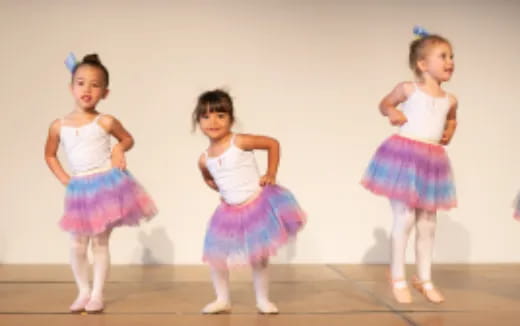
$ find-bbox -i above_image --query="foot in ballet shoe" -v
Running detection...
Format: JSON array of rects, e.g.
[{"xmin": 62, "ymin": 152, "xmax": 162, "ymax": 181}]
[
  {"xmin": 69, "ymin": 295, "xmax": 90, "ymax": 313},
  {"xmin": 201, "ymin": 300, "xmax": 232, "ymax": 314},
  {"xmin": 412, "ymin": 276, "xmax": 445, "ymax": 304},
  {"xmin": 256, "ymin": 300, "xmax": 279, "ymax": 314},
  {"xmin": 85, "ymin": 297, "xmax": 104, "ymax": 313},
  {"xmin": 389, "ymin": 279, "xmax": 412, "ymax": 304}
]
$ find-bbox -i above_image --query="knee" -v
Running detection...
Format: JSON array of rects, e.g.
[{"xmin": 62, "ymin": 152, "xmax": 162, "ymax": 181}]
[
  {"xmin": 71, "ymin": 239, "xmax": 88, "ymax": 257},
  {"xmin": 392, "ymin": 222, "xmax": 414, "ymax": 237},
  {"xmin": 252, "ymin": 258, "xmax": 269, "ymax": 269},
  {"xmin": 91, "ymin": 236, "xmax": 110, "ymax": 252},
  {"xmin": 417, "ymin": 219, "xmax": 437, "ymax": 238}
]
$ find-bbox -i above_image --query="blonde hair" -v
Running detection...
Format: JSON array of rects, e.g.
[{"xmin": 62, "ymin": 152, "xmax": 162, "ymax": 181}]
[{"xmin": 409, "ymin": 35, "xmax": 451, "ymax": 77}]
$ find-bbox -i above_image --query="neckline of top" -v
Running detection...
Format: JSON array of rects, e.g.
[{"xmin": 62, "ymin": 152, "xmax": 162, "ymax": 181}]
[
  {"xmin": 414, "ymin": 85, "xmax": 449, "ymax": 100},
  {"xmin": 61, "ymin": 114, "xmax": 102, "ymax": 129}
]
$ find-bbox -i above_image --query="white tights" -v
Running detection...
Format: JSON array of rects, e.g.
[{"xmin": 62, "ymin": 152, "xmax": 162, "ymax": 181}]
[
  {"xmin": 70, "ymin": 229, "xmax": 112, "ymax": 300},
  {"xmin": 209, "ymin": 259, "xmax": 272, "ymax": 305},
  {"xmin": 390, "ymin": 200, "xmax": 437, "ymax": 282}
]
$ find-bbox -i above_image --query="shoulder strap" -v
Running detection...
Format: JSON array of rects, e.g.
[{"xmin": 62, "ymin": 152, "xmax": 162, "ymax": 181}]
[{"xmin": 94, "ymin": 114, "xmax": 103, "ymax": 122}]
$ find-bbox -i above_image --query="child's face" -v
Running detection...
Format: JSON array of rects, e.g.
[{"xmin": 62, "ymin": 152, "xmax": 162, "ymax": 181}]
[
  {"xmin": 418, "ymin": 42, "xmax": 454, "ymax": 82},
  {"xmin": 199, "ymin": 111, "xmax": 232, "ymax": 140},
  {"xmin": 70, "ymin": 65, "xmax": 109, "ymax": 110}
]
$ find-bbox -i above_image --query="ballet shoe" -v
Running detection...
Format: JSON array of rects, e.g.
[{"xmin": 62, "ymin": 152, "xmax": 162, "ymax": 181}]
[
  {"xmin": 201, "ymin": 300, "xmax": 232, "ymax": 314},
  {"xmin": 256, "ymin": 300, "xmax": 279, "ymax": 314},
  {"xmin": 411, "ymin": 275, "xmax": 445, "ymax": 304},
  {"xmin": 389, "ymin": 278, "xmax": 413, "ymax": 304},
  {"xmin": 69, "ymin": 295, "xmax": 90, "ymax": 313},
  {"xmin": 85, "ymin": 297, "xmax": 104, "ymax": 313}
]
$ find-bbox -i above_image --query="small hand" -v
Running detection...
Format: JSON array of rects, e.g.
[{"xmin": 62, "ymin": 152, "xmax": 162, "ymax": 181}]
[
  {"xmin": 111, "ymin": 146, "xmax": 127, "ymax": 170},
  {"xmin": 259, "ymin": 174, "xmax": 276, "ymax": 186},
  {"xmin": 440, "ymin": 122, "xmax": 456, "ymax": 145},
  {"xmin": 387, "ymin": 108, "xmax": 408, "ymax": 126},
  {"xmin": 440, "ymin": 133, "xmax": 452, "ymax": 145}
]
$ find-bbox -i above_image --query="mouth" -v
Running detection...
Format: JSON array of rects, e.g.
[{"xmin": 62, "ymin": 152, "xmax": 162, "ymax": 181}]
[{"xmin": 81, "ymin": 95, "xmax": 92, "ymax": 102}]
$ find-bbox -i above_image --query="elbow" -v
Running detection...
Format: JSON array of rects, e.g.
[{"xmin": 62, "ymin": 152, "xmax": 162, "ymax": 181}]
[
  {"xmin": 44, "ymin": 154, "xmax": 55, "ymax": 165},
  {"xmin": 126, "ymin": 136, "xmax": 135, "ymax": 149},
  {"xmin": 271, "ymin": 138, "xmax": 280, "ymax": 152},
  {"xmin": 378, "ymin": 103, "xmax": 387, "ymax": 116}
]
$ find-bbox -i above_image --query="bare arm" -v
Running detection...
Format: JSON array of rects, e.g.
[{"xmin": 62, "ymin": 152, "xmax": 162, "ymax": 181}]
[
  {"xmin": 379, "ymin": 82, "xmax": 413, "ymax": 126},
  {"xmin": 236, "ymin": 134, "xmax": 280, "ymax": 185},
  {"xmin": 440, "ymin": 95, "xmax": 458, "ymax": 145},
  {"xmin": 44, "ymin": 119, "xmax": 70, "ymax": 185},
  {"xmin": 198, "ymin": 154, "xmax": 218, "ymax": 191},
  {"xmin": 99, "ymin": 114, "xmax": 134, "ymax": 151},
  {"xmin": 99, "ymin": 115, "xmax": 134, "ymax": 169}
]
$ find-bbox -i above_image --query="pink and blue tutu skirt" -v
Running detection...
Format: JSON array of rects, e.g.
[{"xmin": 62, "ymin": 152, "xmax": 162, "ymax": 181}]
[
  {"xmin": 361, "ymin": 134, "xmax": 456, "ymax": 211},
  {"xmin": 203, "ymin": 185, "xmax": 306, "ymax": 268},
  {"xmin": 60, "ymin": 168, "xmax": 157, "ymax": 235}
]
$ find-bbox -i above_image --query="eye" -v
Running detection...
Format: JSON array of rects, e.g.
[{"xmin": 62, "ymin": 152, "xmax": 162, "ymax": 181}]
[
  {"xmin": 217, "ymin": 113, "xmax": 226, "ymax": 119},
  {"xmin": 201, "ymin": 114, "xmax": 209, "ymax": 119}
]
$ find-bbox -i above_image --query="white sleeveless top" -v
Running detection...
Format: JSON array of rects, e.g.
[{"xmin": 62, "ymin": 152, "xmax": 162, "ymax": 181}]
[
  {"xmin": 399, "ymin": 84, "xmax": 451, "ymax": 143},
  {"xmin": 60, "ymin": 114, "xmax": 111, "ymax": 174},
  {"xmin": 204, "ymin": 134, "xmax": 262, "ymax": 205}
]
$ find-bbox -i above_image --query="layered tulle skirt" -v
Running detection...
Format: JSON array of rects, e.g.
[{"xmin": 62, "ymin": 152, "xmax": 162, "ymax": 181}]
[
  {"xmin": 203, "ymin": 185, "xmax": 306, "ymax": 268},
  {"xmin": 60, "ymin": 168, "xmax": 157, "ymax": 235},
  {"xmin": 361, "ymin": 134, "xmax": 456, "ymax": 211}
]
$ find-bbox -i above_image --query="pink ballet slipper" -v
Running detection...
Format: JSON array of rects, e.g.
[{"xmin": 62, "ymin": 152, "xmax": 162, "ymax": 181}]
[
  {"xmin": 69, "ymin": 295, "xmax": 90, "ymax": 313},
  {"xmin": 85, "ymin": 297, "xmax": 104, "ymax": 313}
]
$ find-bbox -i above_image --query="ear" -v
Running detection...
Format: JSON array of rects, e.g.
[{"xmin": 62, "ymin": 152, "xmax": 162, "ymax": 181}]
[{"xmin": 417, "ymin": 58, "xmax": 428, "ymax": 73}]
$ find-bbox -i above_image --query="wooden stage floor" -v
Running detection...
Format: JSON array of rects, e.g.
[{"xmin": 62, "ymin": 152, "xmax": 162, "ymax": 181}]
[{"xmin": 1, "ymin": 264, "xmax": 519, "ymax": 326}]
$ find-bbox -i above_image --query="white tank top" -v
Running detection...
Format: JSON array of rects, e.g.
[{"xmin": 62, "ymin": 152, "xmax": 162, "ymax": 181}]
[
  {"xmin": 60, "ymin": 114, "xmax": 111, "ymax": 174},
  {"xmin": 399, "ymin": 84, "xmax": 451, "ymax": 143},
  {"xmin": 204, "ymin": 134, "xmax": 262, "ymax": 205}
]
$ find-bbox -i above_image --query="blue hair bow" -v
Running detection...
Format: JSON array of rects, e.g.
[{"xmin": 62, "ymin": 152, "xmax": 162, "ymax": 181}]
[
  {"xmin": 413, "ymin": 25, "xmax": 430, "ymax": 38},
  {"xmin": 64, "ymin": 52, "xmax": 78, "ymax": 73}
]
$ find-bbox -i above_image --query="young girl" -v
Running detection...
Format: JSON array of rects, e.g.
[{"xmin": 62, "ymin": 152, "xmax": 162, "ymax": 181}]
[
  {"xmin": 194, "ymin": 90, "xmax": 305, "ymax": 314},
  {"xmin": 44, "ymin": 54, "xmax": 157, "ymax": 313},
  {"xmin": 361, "ymin": 28, "xmax": 457, "ymax": 304}
]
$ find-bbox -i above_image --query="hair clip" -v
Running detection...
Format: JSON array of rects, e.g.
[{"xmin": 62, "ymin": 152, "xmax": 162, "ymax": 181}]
[
  {"xmin": 413, "ymin": 25, "xmax": 430, "ymax": 39},
  {"xmin": 64, "ymin": 52, "xmax": 78, "ymax": 73}
]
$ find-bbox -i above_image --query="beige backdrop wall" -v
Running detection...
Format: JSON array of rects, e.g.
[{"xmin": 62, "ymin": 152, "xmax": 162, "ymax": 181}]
[{"xmin": 1, "ymin": 0, "xmax": 519, "ymax": 264}]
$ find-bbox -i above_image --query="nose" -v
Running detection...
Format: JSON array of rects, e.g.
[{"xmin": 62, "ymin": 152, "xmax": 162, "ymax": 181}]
[{"xmin": 209, "ymin": 114, "xmax": 218, "ymax": 124}]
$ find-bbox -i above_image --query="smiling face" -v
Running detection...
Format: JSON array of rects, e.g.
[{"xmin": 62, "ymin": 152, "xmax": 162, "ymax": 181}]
[
  {"xmin": 70, "ymin": 65, "xmax": 109, "ymax": 110},
  {"xmin": 198, "ymin": 110, "xmax": 233, "ymax": 141},
  {"xmin": 192, "ymin": 90, "xmax": 235, "ymax": 139},
  {"xmin": 418, "ymin": 42, "xmax": 455, "ymax": 82}
]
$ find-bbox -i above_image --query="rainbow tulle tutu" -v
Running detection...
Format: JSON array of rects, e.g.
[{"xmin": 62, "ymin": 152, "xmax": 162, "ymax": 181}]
[
  {"xmin": 60, "ymin": 168, "xmax": 157, "ymax": 235},
  {"xmin": 362, "ymin": 134, "xmax": 456, "ymax": 211},
  {"xmin": 203, "ymin": 185, "xmax": 306, "ymax": 268}
]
